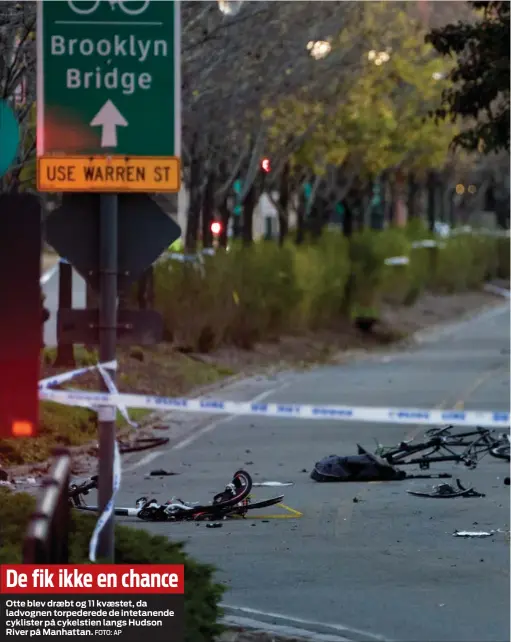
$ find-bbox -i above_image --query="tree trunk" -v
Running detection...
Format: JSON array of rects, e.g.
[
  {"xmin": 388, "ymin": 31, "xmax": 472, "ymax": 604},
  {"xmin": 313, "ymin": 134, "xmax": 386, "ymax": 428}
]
[
  {"xmin": 185, "ymin": 154, "xmax": 202, "ymax": 253},
  {"xmin": 278, "ymin": 162, "xmax": 290, "ymax": 246},
  {"xmin": 295, "ymin": 190, "xmax": 307, "ymax": 245},
  {"xmin": 216, "ymin": 160, "xmax": 231, "ymax": 248},
  {"xmin": 343, "ymin": 201, "xmax": 354, "ymax": 238},
  {"xmin": 218, "ymin": 198, "xmax": 230, "ymax": 248},
  {"xmin": 408, "ymin": 172, "xmax": 419, "ymax": 218},
  {"xmin": 427, "ymin": 170, "xmax": 436, "ymax": 232},
  {"xmin": 242, "ymin": 183, "xmax": 257, "ymax": 246},
  {"xmin": 201, "ymin": 171, "xmax": 215, "ymax": 249},
  {"xmin": 392, "ymin": 169, "xmax": 407, "ymax": 227}
]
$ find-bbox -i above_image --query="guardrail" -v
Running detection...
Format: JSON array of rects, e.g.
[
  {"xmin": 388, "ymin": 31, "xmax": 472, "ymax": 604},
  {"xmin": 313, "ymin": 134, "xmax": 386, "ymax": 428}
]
[{"xmin": 23, "ymin": 448, "xmax": 71, "ymax": 564}]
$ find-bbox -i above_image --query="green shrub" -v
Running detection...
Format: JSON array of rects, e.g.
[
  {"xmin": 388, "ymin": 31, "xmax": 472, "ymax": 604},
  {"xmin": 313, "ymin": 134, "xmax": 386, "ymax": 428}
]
[
  {"xmin": 150, "ymin": 226, "xmax": 502, "ymax": 350},
  {"xmin": 0, "ymin": 487, "xmax": 225, "ymax": 642},
  {"xmin": 431, "ymin": 234, "xmax": 499, "ymax": 292},
  {"xmin": 465, "ymin": 236, "xmax": 499, "ymax": 286},
  {"xmin": 403, "ymin": 217, "xmax": 432, "ymax": 242},
  {"xmin": 496, "ymin": 237, "xmax": 510, "ymax": 280},
  {"xmin": 43, "ymin": 346, "xmax": 99, "ymax": 368},
  {"xmin": 348, "ymin": 228, "xmax": 410, "ymax": 317},
  {"xmin": 154, "ymin": 253, "xmax": 235, "ymax": 352},
  {"xmin": 293, "ymin": 229, "xmax": 350, "ymax": 330},
  {"xmin": 0, "ymin": 402, "xmax": 96, "ymax": 465},
  {"xmin": 227, "ymin": 242, "xmax": 301, "ymax": 347}
]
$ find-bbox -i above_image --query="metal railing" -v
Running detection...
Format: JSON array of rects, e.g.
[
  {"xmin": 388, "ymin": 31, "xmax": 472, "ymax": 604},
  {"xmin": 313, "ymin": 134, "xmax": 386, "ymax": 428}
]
[{"xmin": 23, "ymin": 448, "xmax": 71, "ymax": 564}]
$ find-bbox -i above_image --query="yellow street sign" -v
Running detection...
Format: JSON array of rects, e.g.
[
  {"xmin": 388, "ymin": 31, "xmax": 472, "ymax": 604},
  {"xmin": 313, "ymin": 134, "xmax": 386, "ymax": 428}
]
[{"xmin": 37, "ymin": 156, "xmax": 180, "ymax": 193}]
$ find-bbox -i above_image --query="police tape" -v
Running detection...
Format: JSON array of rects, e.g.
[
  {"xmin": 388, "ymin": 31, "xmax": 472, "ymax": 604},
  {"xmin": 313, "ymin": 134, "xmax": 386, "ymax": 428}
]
[
  {"xmin": 38, "ymin": 387, "xmax": 510, "ymax": 428},
  {"xmin": 38, "ymin": 360, "xmax": 118, "ymax": 389},
  {"xmin": 38, "ymin": 361, "xmax": 509, "ymax": 561},
  {"xmin": 39, "ymin": 359, "xmax": 126, "ymax": 563},
  {"xmin": 88, "ymin": 438, "xmax": 121, "ymax": 564}
]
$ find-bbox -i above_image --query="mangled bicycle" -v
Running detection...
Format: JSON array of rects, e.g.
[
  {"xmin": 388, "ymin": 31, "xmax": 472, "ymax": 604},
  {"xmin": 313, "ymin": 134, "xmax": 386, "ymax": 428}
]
[
  {"xmin": 68, "ymin": 469, "xmax": 285, "ymax": 521},
  {"xmin": 368, "ymin": 425, "xmax": 510, "ymax": 470}
]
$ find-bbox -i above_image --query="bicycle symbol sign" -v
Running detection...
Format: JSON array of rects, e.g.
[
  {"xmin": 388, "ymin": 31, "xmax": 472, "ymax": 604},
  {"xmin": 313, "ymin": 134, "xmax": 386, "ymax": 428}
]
[
  {"xmin": 37, "ymin": 0, "xmax": 180, "ymax": 193},
  {"xmin": 67, "ymin": 0, "xmax": 151, "ymax": 16}
]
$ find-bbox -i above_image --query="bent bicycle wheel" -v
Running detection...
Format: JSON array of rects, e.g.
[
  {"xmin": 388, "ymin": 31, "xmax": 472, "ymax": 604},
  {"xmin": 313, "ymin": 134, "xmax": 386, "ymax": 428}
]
[{"xmin": 490, "ymin": 445, "xmax": 510, "ymax": 461}]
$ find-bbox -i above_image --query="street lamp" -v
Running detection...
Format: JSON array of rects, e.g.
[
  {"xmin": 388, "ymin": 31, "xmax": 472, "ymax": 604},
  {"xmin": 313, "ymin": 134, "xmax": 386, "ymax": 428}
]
[
  {"xmin": 368, "ymin": 48, "xmax": 391, "ymax": 66},
  {"xmin": 307, "ymin": 40, "xmax": 332, "ymax": 60},
  {"xmin": 217, "ymin": 0, "xmax": 243, "ymax": 16}
]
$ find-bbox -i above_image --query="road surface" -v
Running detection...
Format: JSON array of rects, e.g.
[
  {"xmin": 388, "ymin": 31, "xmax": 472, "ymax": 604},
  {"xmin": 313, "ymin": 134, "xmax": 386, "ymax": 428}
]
[{"xmin": 102, "ymin": 302, "xmax": 510, "ymax": 642}]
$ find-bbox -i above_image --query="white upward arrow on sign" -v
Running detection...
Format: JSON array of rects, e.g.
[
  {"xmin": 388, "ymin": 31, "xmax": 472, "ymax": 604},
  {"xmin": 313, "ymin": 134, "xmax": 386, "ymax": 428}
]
[{"xmin": 90, "ymin": 100, "xmax": 128, "ymax": 148}]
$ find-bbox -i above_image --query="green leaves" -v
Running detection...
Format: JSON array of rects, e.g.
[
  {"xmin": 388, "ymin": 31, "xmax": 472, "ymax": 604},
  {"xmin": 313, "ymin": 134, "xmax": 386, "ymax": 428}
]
[
  {"xmin": 262, "ymin": 4, "xmax": 459, "ymax": 178},
  {"xmin": 426, "ymin": 0, "xmax": 510, "ymax": 154}
]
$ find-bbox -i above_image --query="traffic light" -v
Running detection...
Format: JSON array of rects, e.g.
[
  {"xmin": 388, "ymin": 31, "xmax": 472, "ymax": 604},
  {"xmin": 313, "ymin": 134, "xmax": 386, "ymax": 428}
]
[
  {"xmin": 210, "ymin": 221, "xmax": 222, "ymax": 236},
  {"xmin": 0, "ymin": 194, "xmax": 42, "ymax": 439},
  {"xmin": 261, "ymin": 157, "xmax": 271, "ymax": 173}
]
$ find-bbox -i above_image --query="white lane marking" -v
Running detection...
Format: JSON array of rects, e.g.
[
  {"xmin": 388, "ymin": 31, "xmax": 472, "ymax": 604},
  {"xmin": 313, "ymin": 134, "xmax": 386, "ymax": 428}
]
[
  {"xmin": 222, "ymin": 615, "xmax": 352, "ymax": 642},
  {"xmin": 127, "ymin": 451, "xmax": 162, "ymax": 469},
  {"xmin": 222, "ymin": 605, "xmax": 393, "ymax": 642},
  {"xmin": 124, "ymin": 383, "xmax": 290, "ymax": 472}
]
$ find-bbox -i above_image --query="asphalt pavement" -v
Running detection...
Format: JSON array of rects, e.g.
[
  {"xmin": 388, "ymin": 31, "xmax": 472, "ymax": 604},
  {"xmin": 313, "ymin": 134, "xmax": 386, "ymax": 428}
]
[{"xmin": 97, "ymin": 302, "xmax": 511, "ymax": 642}]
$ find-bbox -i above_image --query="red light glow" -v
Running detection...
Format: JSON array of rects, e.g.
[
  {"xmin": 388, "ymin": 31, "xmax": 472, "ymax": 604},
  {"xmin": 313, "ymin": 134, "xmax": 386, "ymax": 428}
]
[{"xmin": 12, "ymin": 420, "xmax": 34, "ymax": 437}]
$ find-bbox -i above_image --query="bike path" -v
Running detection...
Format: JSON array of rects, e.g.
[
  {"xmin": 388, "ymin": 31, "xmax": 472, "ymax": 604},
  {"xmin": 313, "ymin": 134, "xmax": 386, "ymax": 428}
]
[{"xmin": 109, "ymin": 304, "xmax": 510, "ymax": 642}]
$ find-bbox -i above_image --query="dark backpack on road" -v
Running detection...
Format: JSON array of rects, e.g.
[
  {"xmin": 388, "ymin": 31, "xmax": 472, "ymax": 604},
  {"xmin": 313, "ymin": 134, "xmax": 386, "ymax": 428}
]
[{"xmin": 311, "ymin": 448, "xmax": 406, "ymax": 482}]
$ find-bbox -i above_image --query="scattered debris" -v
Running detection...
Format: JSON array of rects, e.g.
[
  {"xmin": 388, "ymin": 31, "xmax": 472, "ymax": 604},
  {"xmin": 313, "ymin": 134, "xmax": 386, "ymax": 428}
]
[
  {"xmin": 206, "ymin": 522, "xmax": 223, "ymax": 529},
  {"xmin": 148, "ymin": 469, "xmax": 180, "ymax": 477},
  {"xmin": 504, "ymin": 477, "xmax": 510, "ymax": 486},
  {"xmin": 453, "ymin": 530, "xmax": 494, "ymax": 538},
  {"xmin": 118, "ymin": 437, "xmax": 169, "ymax": 454},
  {"xmin": 407, "ymin": 479, "xmax": 485, "ymax": 499},
  {"xmin": 406, "ymin": 473, "xmax": 452, "ymax": 480},
  {"xmin": 252, "ymin": 482, "xmax": 294, "ymax": 487}
]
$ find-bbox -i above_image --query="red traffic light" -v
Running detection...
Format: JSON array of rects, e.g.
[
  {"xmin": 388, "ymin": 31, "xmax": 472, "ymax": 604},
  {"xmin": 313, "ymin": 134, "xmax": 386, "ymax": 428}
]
[
  {"xmin": 261, "ymin": 157, "xmax": 271, "ymax": 173},
  {"xmin": 211, "ymin": 221, "xmax": 222, "ymax": 235}
]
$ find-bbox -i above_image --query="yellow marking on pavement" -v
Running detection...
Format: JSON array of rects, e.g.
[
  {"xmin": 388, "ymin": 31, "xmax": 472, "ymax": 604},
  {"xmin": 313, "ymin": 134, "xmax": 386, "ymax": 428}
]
[
  {"xmin": 229, "ymin": 502, "xmax": 303, "ymax": 520},
  {"xmin": 239, "ymin": 514, "xmax": 303, "ymax": 520},
  {"xmin": 404, "ymin": 368, "xmax": 498, "ymax": 441},
  {"xmin": 277, "ymin": 502, "xmax": 303, "ymax": 517}
]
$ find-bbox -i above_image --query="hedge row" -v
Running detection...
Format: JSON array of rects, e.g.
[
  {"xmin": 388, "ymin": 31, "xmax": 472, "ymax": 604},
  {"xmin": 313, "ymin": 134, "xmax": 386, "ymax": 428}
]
[
  {"xmin": 153, "ymin": 224, "xmax": 509, "ymax": 352},
  {"xmin": 0, "ymin": 487, "xmax": 225, "ymax": 642}
]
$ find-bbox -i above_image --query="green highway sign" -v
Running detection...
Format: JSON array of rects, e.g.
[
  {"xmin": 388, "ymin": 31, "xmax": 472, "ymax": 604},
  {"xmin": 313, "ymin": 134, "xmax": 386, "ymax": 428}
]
[
  {"xmin": 0, "ymin": 100, "xmax": 20, "ymax": 178},
  {"xmin": 37, "ymin": 0, "xmax": 181, "ymax": 192}
]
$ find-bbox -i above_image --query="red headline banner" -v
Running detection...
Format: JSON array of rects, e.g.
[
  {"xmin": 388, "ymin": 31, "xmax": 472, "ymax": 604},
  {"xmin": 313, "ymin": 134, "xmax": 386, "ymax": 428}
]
[{"xmin": 0, "ymin": 564, "xmax": 184, "ymax": 594}]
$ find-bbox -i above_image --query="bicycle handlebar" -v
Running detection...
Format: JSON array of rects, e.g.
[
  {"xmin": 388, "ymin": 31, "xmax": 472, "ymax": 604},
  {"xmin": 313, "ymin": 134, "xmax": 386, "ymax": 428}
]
[{"xmin": 69, "ymin": 475, "xmax": 98, "ymax": 499}]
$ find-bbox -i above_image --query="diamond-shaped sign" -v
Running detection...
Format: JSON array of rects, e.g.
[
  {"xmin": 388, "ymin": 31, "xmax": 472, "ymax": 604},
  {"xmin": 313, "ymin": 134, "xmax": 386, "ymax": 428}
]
[{"xmin": 44, "ymin": 194, "xmax": 181, "ymax": 292}]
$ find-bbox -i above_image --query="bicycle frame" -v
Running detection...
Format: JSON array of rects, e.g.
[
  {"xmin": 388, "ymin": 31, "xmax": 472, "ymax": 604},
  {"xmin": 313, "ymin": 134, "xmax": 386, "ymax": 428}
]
[
  {"xmin": 383, "ymin": 437, "xmax": 482, "ymax": 469},
  {"xmin": 377, "ymin": 424, "xmax": 508, "ymax": 470}
]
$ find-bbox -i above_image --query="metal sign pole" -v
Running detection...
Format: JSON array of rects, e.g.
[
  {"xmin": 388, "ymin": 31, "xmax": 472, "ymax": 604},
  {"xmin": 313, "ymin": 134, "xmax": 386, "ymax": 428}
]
[{"xmin": 97, "ymin": 193, "xmax": 118, "ymax": 562}]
